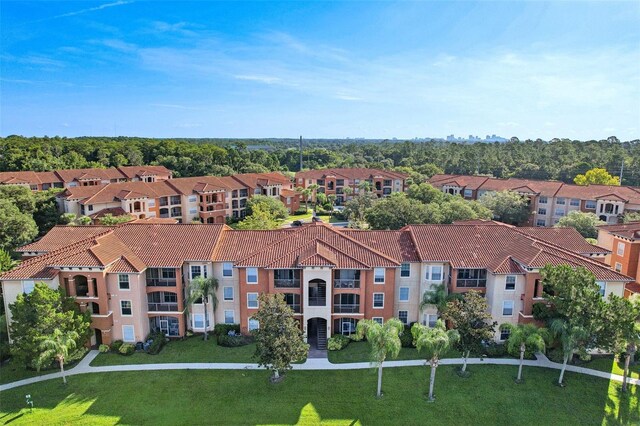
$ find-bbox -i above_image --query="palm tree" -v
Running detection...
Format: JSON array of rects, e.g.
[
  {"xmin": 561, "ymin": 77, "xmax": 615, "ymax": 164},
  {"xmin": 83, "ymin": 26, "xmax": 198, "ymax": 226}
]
[
  {"xmin": 550, "ymin": 318, "xmax": 589, "ymax": 386},
  {"xmin": 356, "ymin": 318, "xmax": 403, "ymax": 398},
  {"xmin": 295, "ymin": 186, "xmax": 313, "ymax": 212},
  {"xmin": 412, "ymin": 320, "xmax": 459, "ymax": 401},
  {"xmin": 420, "ymin": 284, "xmax": 463, "ymax": 316},
  {"xmin": 185, "ymin": 276, "xmax": 219, "ymax": 341},
  {"xmin": 502, "ymin": 323, "xmax": 548, "ymax": 383},
  {"xmin": 37, "ymin": 328, "xmax": 79, "ymax": 384}
]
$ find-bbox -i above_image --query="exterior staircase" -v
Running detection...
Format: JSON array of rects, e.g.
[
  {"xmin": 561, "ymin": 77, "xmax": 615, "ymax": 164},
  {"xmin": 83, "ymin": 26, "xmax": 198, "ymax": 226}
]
[{"xmin": 317, "ymin": 323, "xmax": 327, "ymax": 350}]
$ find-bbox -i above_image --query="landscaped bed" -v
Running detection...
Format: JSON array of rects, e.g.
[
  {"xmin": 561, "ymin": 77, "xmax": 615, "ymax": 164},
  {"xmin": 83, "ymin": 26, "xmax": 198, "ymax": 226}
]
[
  {"xmin": 0, "ymin": 349, "xmax": 89, "ymax": 385},
  {"xmin": 90, "ymin": 335, "xmax": 256, "ymax": 366},
  {"xmin": 0, "ymin": 366, "xmax": 636, "ymax": 425}
]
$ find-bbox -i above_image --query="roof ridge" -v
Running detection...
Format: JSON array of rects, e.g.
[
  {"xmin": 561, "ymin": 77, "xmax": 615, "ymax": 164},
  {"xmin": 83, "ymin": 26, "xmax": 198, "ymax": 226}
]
[{"xmin": 323, "ymin": 224, "xmax": 400, "ymax": 265}]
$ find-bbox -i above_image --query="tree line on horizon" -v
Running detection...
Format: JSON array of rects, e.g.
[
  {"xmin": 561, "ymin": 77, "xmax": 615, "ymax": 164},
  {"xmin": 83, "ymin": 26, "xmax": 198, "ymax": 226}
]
[{"xmin": 1, "ymin": 135, "xmax": 639, "ymax": 186}]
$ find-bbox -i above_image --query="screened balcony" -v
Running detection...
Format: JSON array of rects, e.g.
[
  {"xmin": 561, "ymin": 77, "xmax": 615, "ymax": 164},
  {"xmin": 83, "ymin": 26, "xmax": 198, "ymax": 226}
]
[
  {"xmin": 334, "ymin": 270, "xmax": 360, "ymax": 288},
  {"xmin": 333, "ymin": 294, "xmax": 360, "ymax": 313},
  {"xmin": 274, "ymin": 269, "xmax": 301, "ymax": 288}
]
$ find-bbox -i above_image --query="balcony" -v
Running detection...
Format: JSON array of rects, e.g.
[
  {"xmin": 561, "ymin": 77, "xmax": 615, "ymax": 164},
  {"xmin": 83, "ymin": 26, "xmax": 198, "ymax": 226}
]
[
  {"xmin": 334, "ymin": 279, "xmax": 360, "ymax": 289},
  {"xmin": 199, "ymin": 202, "xmax": 225, "ymax": 212},
  {"xmin": 274, "ymin": 279, "xmax": 301, "ymax": 288},
  {"xmin": 287, "ymin": 303, "xmax": 301, "ymax": 313},
  {"xmin": 147, "ymin": 303, "xmax": 179, "ymax": 312},
  {"xmin": 333, "ymin": 304, "xmax": 360, "ymax": 314},
  {"xmin": 147, "ymin": 279, "xmax": 176, "ymax": 287},
  {"xmin": 91, "ymin": 311, "xmax": 113, "ymax": 329},
  {"xmin": 308, "ymin": 297, "xmax": 326, "ymax": 306}
]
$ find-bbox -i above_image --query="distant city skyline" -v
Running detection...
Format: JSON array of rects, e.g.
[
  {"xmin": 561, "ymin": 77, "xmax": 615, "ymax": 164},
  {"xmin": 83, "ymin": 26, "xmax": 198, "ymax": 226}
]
[{"xmin": 1, "ymin": 1, "xmax": 639, "ymax": 140}]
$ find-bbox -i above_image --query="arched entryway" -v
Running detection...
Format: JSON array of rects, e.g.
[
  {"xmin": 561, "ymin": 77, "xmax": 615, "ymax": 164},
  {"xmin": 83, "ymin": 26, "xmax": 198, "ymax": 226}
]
[
  {"xmin": 74, "ymin": 275, "xmax": 89, "ymax": 297},
  {"xmin": 308, "ymin": 279, "xmax": 326, "ymax": 306},
  {"xmin": 307, "ymin": 317, "xmax": 327, "ymax": 350}
]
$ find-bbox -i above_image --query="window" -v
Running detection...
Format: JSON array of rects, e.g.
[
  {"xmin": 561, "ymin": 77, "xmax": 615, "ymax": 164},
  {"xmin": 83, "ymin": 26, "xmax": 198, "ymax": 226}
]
[
  {"xmin": 189, "ymin": 208, "xmax": 197, "ymax": 215},
  {"xmin": 118, "ymin": 274, "xmax": 130, "ymax": 290},
  {"xmin": 539, "ymin": 196, "xmax": 547, "ymax": 204},
  {"xmin": 585, "ymin": 200, "xmax": 596, "ymax": 209},
  {"xmin": 596, "ymin": 281, "xmax": 606, "ymax": 297},
  {"xmin": 570, "ymin": 198, "xmax": 580, "ymax": 206},
  {"xmin": 190, "ymin": 265, "xmax": 202, "ymax": 280},
  {"xmin": 399, "ymin": 287, "xmax": 410, "ymax": 302},
  {"xmin": 246, "ymin": 268, "xmax": 258, "ymax": 284},
  {"xmin": 122, "ymin": 325, "xmax": 135, "ymax": 342},
  {"xmin": 120, "ymin": 300, "xmax": 132, "ymax": 316},
  {"xmin": 500, "ymin": 328, "xmax": 511, "ymax": 341},
  {"xmin": 398, "ymin": 310, "xmax": 408, "ymax": 325},
  {"xmin": 538, "ymin": 208, "xmax": 547, "ymax": 215},
  {"xmin": 247, "ymin": 293, "xmax": 259, "ymax": 308},
  {"xmin": 373, "ymin": 317, "xmax": 383, "ymax": 325},
  {"xmin": 374, "ymin": 268, "xmax": 385, "ymax": 283},
  {"xmin": 536, "ymin": 219, "xmax": 546, "ymax": 227},
  {"xmin": 373, "ymin": 293, "xmax": 384, "ymax": 308},
  {"xmin": 464, "ymin": 189, "xmax": 473, "ymax": 197},
  {"xmin": 400, "ymin": 263, "xmax": 411, "ymax": 277},
  {"xmin": 192, "ymin": 314, "xmax": 209, "ymax": 329},
  {"xmin": 423, "ymin": 314, "xmax": 437, "ymax": 328},
  {"xmin": 426, "ymin": 265, "xmax": 443, "ymax": 281},
  {"xmin": 224, "ymin": 310, "xmax": 235, "ymax": 324},
  {"xmin": 554, "ymin": 208, "xmax": 565, "ymax": 217},
  {"xmin": 456, "ymin": 269, "xmax": 487, "ymax": 287},
  {"xmin": 248, "ymin": 318, "xmax": 259, "ymax": 331},
  {"xmin": 188, "ymin": 195, "xmax": 197, "ymax": 202},
  {"xmin": 148, "ymin": 200, "xmax": 155, "ymax": 207},
  {"xmin": 617, "ymin": 242, "xmax": 625, "ymax": 256},
  {"xmin": 505, "ymin": 276, "xmax": 516, "ymax": 291},
  {"xmin": 223, "ymin": 262, "xmax": 233, "ymax": 277},
  {"xmin": 22, "ymin": 280, "xmax": 35, "ymax": 294},
  {"xmin": 556, "ymin": 197, "xmax": 565, "ymax": 205},
  {"xmin": 223, "ymin": 286, "xmax": 234, "ymax": 301},
  {"xmin": 502, "ymin": 300, "xmax": 514, "ymax": 316},
  {"xmin": 615, "ymin": 262, "xmax": 622, "ymax": 272}
]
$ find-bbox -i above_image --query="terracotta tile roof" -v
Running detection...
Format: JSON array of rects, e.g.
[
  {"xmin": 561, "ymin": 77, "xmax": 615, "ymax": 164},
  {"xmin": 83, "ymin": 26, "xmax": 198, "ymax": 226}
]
[
  {"xmin": 132, "ymin": 217, "xmax": 179, "ymax": 224},
  {"xmin": 117, "ymin": 165, "xmax": 172, "ymax": 178},
  {"xmin": 107, "ymin": 256, "xmax": 142, "ymax": 273},
  {"xmin": 16, "ymin": 226, "xmax": 114, "ymax": 253},
  {"xmin": 0, "ymin": 171, "xmax": 42, "ymax": 185},
  {"xmin": 428, "ymin": 174, "xmax": 491, "ymax": 190},
  {"xmin": 340, "ymin": 230, "xmax": 420, "ymax": 262},
  {"xmin": 89, "ymin": 207, "xmax": 129, "ymax": 220},
  {"xmin": 555, "ymin": 184, "xmax": 640, "ymax": 203},
  {"xmin": 296, "ymin": 168, "xmax": 408, "ymax": 181},
  {"xmin": 515, "ymin": 227, "xmax": 610, "ymax": 254},
  {"xmin": 625, "ymin": 282, "xmax": 640, "ymax": 294},
  {"xmin": 55, "ymin": 167, "xmax": 126, "ymax": 182},
  {"xmin": 232, "ymin": 172, "xmax": 292, "ymax": 188},
  {"xmin": 493, "ymin": 257, "xmax": 526, "ymax": 274}
]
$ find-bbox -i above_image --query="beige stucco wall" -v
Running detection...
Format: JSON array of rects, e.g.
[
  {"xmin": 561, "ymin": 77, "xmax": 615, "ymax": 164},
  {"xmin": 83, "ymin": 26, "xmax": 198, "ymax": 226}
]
[
  {"xmin": 2, "ymin": 278, "xmax": 59, "ymax": 341},
  {"xmin": 107, "ymin": 272, "xmax": 148, "ymax": 342},
  {"xmin": 486, "ymin": 273, "xmax": 526, "ymax": 340},
  {"xmin": 212, "ymin": 261, "xmax": 240, "ymax": 327}
]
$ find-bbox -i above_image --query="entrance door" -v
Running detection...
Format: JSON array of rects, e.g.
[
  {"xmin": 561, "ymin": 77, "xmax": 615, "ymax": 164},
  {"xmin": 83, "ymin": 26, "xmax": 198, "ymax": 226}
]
[
  {"xmin": 159, "ymin": 319, "xmax": 169, "ymax": 335},
  {"xmin": 94, "ymin": 329, "xmax": 103, "ymax": 346}
]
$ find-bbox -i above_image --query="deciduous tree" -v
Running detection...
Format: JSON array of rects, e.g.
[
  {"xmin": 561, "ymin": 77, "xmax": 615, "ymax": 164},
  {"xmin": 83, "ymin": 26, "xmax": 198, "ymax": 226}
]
[
  {"xmin": 574, "ymin": 168, "xmax": 620, "ymax": 186},
  {"xmin": 479, "ymin": 190, "xmax": 530, "ymax": 225},
  {"xmin": 555, "ymin": 211, "xmax": 605, "ymax": 239},
  {"xmin": 246, "ymin": 195, "xmax": 289, "ymax": 220}
]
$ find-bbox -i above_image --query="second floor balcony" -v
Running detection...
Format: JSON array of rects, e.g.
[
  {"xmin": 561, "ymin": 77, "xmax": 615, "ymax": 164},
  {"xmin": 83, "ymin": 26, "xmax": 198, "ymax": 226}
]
[
  {"xmin": 334, "ymin": 270, "xmax": 360, "ymax": 289},
  {"xmin": 147, "ymin": 268, "xmax": 177, "ymax": 287},
  {"xmin": 274, "ymin": 269, "xmax": 301, "ymax": 288}
]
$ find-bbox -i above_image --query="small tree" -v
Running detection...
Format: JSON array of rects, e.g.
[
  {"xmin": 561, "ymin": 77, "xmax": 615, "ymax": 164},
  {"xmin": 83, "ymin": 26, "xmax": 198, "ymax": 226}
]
[
  {"xmin": 356, "ymin": 318, "xmax": 403, "ymax": 397},
  {"xmin": 246, "ymin": 195, "xmax": 289, "ymax": 220},
  {"xmin": 574, "ymin": 168, "xmax": 620, "ymax": 186},
  {"xmin": 555, "ymin": 211, "xmax": 605, "ymax": 239},
  {"xmin": 602, "ymin": 294, "xmax": 640, "ymax": 392},
  {"xmin": 252, "ymin": 294, "xmax": 308, "ymax": 382},
  {"xmin": 36, "ymin": 328, "xmax": 79, "ymax": 384},
  {"xmin": 549, "ymin": 319, "xmax": 589, "ymax": 386},
  {"xmin": 185, "ymin": 276, "xmax": 219, "ymax": 340},
  {"xmin": 502, "ymin": 323, "xmax": 548, "ymax": 383},
  {"xmin": 420, "ymin": 284, "xmax": 463, "ymax": 316},
  {"xmin": 412, "ymin": 320, "xmax": 459, "ymax": 401},
  {"xmin": 99, "ymin": 213, "xmax": 134, "ymax": 226},
  {"xmin": 479, "ymin": 190, "xmax": 530, "ymax": 225},
  {"xmin": 295, "ymin": 187, "xmax": 312, "ymax": 212},
  {"xmin": 236, "ymin": 205, "xmax": 279, "ymax": 230},
  {"xmin": 442, "ymin": 291, "xmax": 496, "ymax": 375}
]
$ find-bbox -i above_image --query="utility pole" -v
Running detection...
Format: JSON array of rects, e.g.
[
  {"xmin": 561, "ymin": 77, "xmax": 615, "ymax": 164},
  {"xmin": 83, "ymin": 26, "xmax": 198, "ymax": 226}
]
[
  {"xmin": 619, "ymin": 159, "xmax": 624, "ymax": 185},
  {"xmin": 299, "ymin": 135, "xmax": 303, "ymax": 172}
]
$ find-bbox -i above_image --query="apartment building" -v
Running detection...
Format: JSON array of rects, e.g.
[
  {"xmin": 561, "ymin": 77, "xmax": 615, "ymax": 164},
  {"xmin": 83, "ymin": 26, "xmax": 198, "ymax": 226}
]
[
  {"xmin": 429, "ymin": 174, "xmax": 640, "ymax": 226},
  {"xmin": 295, "ymin": 168, "xmax": 409, "ymax": 205},
  {"xmin": 0, "ymin": 165, "xmax": 173, "ymax": 190},
  {"xmin": 597, "ymin": 222, "xmax": 640, "ymax": 297},
  {"xmin": 57, "ymin": 172, "xmax": 300, "ymax": 223},
  {"xmin": 1, "ymin": 220, "xmax": 629, "ymax": 348}
]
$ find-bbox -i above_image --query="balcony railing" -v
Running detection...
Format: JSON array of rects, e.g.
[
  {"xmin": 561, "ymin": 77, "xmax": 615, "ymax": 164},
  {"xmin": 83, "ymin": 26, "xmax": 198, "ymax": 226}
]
[
  {"xmin": 286, "ymin": 304, "xmax": 301, "ymax": 313},
  {"xmin": 334, "ymin": 279, "xmax": 360, "ymax": 289},
  {"xmin": 308, "ymin": 297, "xmax": 326, "ymax": 306},
  {"xmin": 148, "ymin": 303, "xmax": 179, "ymax": 312},
  {"xmin": 147, "ymin": 279, "xmax": 177, "ymax": 287},
  {"xmin": 333, "ymin": 304, "xmax": 360, "ymax": 313},
  {"xmin": 274, "ymin": 279, "xmax": 301, "ymax": 288}
]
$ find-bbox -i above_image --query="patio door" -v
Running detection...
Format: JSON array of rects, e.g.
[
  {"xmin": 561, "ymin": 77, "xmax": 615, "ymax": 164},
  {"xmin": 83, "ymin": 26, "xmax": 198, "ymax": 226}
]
[{"xmin": 159, "ymin": 319, "xmax": 169, "ymax": 335}]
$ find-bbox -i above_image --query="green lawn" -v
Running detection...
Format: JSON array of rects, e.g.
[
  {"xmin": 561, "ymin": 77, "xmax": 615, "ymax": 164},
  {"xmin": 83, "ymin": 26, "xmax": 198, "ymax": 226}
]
[
  {"xmin": 0, "ymin": 366, "xmax": 636, "ymax": 425},
  {"xmin": 90, "ymin": 336, "xmax": 256, "ymax": 366},
  {"xmin": 0, "ymin": 350, "xmax": 89, "ymax": 385},
  {"xmin": 328, "ymin": 341, "xmax": 460, "ymax": 364},
  {"xmin": 580, "ymin": 355, "xmax": 640, "ymax": 380}
]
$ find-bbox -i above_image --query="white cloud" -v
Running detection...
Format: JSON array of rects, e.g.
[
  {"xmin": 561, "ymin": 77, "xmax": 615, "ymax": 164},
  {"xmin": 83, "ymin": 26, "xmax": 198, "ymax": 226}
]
[{"xmin": 50, "ymin": 1, "xmax": 132, "ymax": 20}]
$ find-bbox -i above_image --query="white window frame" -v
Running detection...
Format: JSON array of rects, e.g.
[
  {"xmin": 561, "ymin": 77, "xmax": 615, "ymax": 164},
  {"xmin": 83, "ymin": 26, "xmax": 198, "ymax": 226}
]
[
  {"xmin": 596, "ymin": 281, "xmax": 606, "ymax": 297},
  {"xmin": 118, "ymin": 274, "xmax": 130, "ymax": 290},
  {"xmin": 246, "ymin": 267, "xmax": 258, "ymax": 284},
  {"xmin": 248, "ymin": 318, "xmax": 259, "ymax": 331},
  {"xmin": 538, "ymin": 208, "xmax": 546, "ymax": 215},
  {"xmin": 222, "ymin": 262, "xmax": 233, "ymax": 277},
  {"xmin": 120, "ymin": 300, "xmax": 132, "ymax": 316},
  {"xmin": 556, "ymin": 197, "xmax": 565, "ymax": 205},
  {"xmin": 505, "ymin": 276, "xmax": 516, "ymax": 291},
  {"xmin": 190, "ymin": 265, "xmax": 202, "ymax": 280},
  {"xmin": 536, "ymin": 219, "xmax": 546, "ymax": 227},
  {"xmin": 373, "ymin": 293, "xmax": 384, "ymax": 309},
  {"xmin": 400, "ymin": 263, "xmax": 411, "ymax": 277},
  {"xmin": 423, "ymin": 314, "xmax": 437, "ymax": 328},
  {"xmin": 539, "ymin": 196, "xmax": 547, "ymax": 204},
  {"xmin": 399, "ymin": 287, "xmax": 410, "ymax": 302},
  {"xmin": 502, "ymin": 300, "xmax": 514, "ymax": 316},
  {"xmin": 122, "ymin": 325, "xmax": 135, "ymax": 342},
  {"xmin": 585, "ymin": 200, "xmax": 597, "ymax": 209},
  {"xmin": 223, "ymin": 286, "xmax": 234, "ymax": 301},
  {"xmin": 614, "ymin": 262, "xmax": 622, "ymax": 272},
  {"xmin": 224, "ymin": 310, "xmax": 235, "ymax": 324},
  {"xmin": 500, "ymin": 328, "xmax": 511, "ymax": 341},
  {"xmin": 617, "ymin": 242, "xmax": 625, "ymax": 256},
  {"xmin": 426, "ymin": 265, "xmax": 443, "ymax": 281},
  {"xmin": 398, "ymin": 310, "xmax": 408, "ymax": 325},
  {"xmin": 192, "ymin": 313, "xmax": 206, "ymax": 329},
  {"xmin": 464, "ymin": 189, "xmax": 473, "ymax": 197},
  {"xmin": 247, "ymin": 292, "xmax": 259, "ymax": 309},
  {"xmin": 374, "ymin": 268, "xmax": 385, "ymax": 283},
  {"xmin": 372, "ymin": 317, "xmax": 383, "ymax": 325},
  {"xmin": 570, "ymin": 198, "xmax": 580, "ymax": 206},
  {"xmin": 22, "ymin": 280, "xmax": 35, "ymax": 294}
]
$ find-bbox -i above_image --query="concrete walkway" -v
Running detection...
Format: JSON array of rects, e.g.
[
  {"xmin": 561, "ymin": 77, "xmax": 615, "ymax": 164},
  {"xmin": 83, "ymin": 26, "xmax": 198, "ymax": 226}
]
[{"xmin": 1, "ymin": 350, "xmax": 638, "ymax": 392}]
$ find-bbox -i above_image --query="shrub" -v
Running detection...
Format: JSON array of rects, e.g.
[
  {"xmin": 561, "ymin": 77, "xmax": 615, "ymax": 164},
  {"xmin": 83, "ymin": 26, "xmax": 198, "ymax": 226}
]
[
  {"xmin": 119, "ymin": 343, "xmax": 136, "ymax": 356},
  {"xmin": 400, "ymin": 325, "xmax": 414, "ymax": 348},
  {"xmin": 293, "ymin": 208, "xmax": 308, "ymax": 215},
  {"xmin": 110, "ymin": 340, "xmax": 124, "ymax": 352},
  {"xmin": 532, "ymin": 302, "xmax": 557, "ymax": 322},
  {"xmin": 327, "ymin": 334, "xmax": 350, "ymax": 351},
  {"xmin": 484, "ymin": 342, "xmax": 507, "ymax": 358},
  {"xmin": 145, "ymin": 331, "xmax": 167, "ymax": 355},
  {"xmin": 98, "ymin": 344, "xmax": 110, "ymax": 353},
  {"xmin": 348, "ymin": 333, "xmax": 363, "ymax": 342},
  {"xmin": 213, "ymin": 323, "xmax": 241, "ymax": 337},
  {"xmin": 217, "ymin": 334, "xmax": 250, "ymax": 347}
]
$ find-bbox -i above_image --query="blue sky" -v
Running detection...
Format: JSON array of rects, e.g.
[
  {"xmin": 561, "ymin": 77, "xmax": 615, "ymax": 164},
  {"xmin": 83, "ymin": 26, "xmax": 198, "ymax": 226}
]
[{"xmin": 1, "ymin": 1, "xmax": 639, "ymax": 139}]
